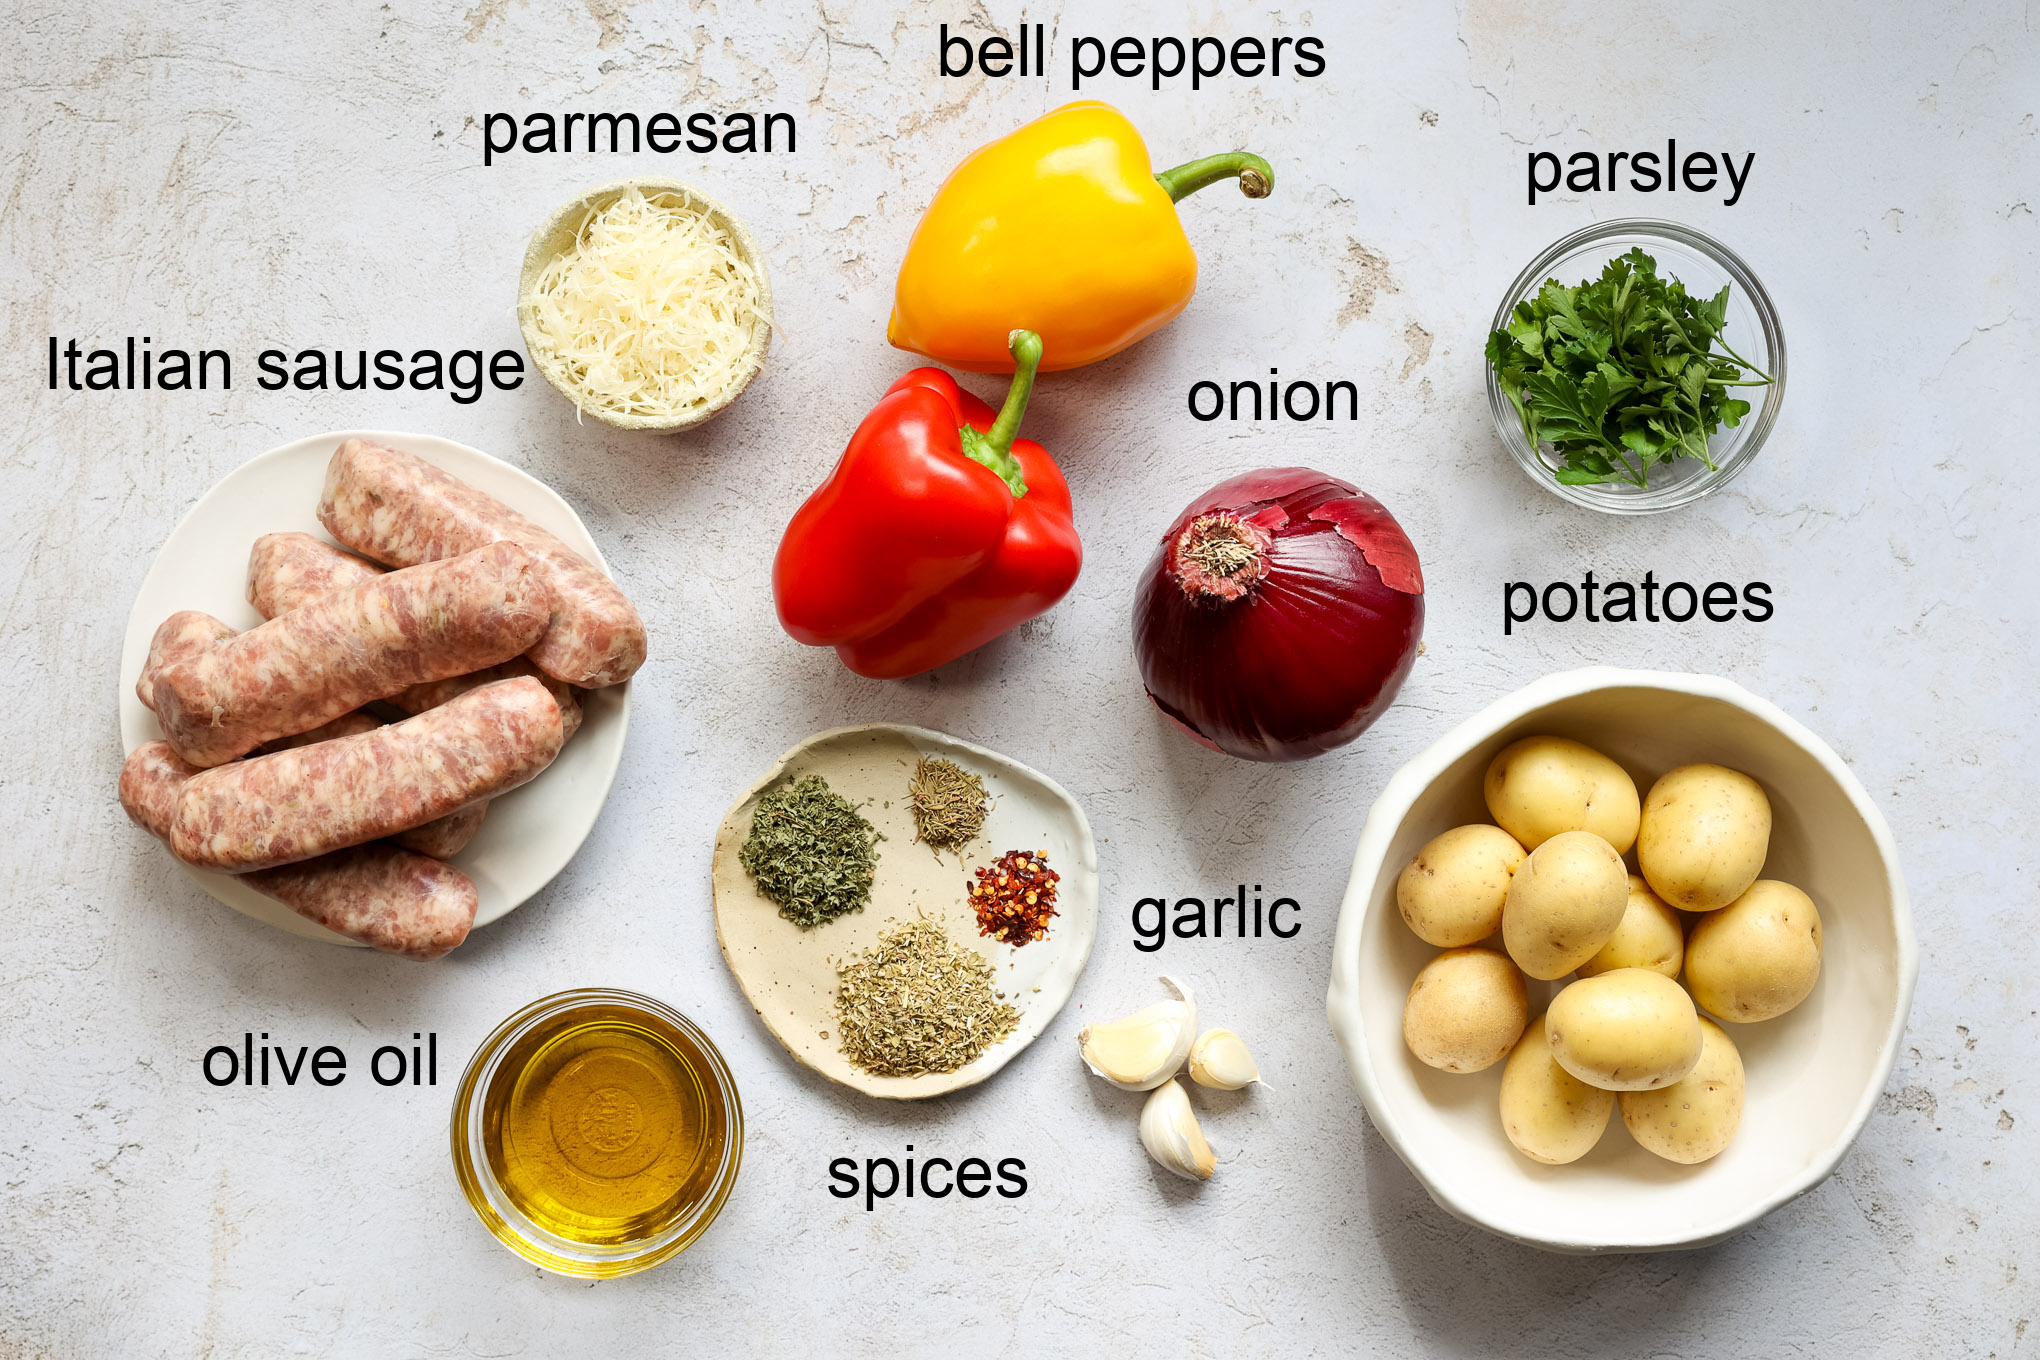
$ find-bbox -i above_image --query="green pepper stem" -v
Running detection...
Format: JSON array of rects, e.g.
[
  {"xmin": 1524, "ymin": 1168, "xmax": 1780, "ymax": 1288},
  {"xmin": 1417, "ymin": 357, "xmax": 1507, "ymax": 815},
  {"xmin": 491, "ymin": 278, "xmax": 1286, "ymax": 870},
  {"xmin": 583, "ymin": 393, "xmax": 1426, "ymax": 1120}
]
[
  {"xmin": 1154, "ymin": 152, "xmax": 1275, "ymax": 203},
  {"xmin": 956, "ymin": 329, "xmax": 1041, "ymax": 499},
  {"xmin": 984, "ymin": 330, "xmax": 1041, "ymax": 455}
]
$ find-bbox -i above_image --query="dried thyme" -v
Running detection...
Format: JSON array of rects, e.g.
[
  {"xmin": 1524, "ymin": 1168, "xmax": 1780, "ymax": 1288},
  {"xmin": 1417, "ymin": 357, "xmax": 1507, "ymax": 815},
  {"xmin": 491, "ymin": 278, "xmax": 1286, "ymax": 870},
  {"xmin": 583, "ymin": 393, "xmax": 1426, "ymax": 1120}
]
[
  {"xmin": 907, "ymin": 757, "xmax": 989, "ymax": 856},
  {"xmin": 834, "ymin": 917, "xmax": 1019, "ymax": 1077},
  {"xmin": 739, "ymin": 774, "xmax": 881, "ymax": 928}
]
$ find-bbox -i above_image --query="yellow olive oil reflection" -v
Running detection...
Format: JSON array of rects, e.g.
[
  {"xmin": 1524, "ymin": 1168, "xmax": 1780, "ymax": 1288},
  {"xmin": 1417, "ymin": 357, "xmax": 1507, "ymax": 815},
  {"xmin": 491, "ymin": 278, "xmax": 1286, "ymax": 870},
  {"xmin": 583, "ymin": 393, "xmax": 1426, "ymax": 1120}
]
[{"xmin": 480, "ymin": 1002, "xmax": 730, "ymax": 1245}]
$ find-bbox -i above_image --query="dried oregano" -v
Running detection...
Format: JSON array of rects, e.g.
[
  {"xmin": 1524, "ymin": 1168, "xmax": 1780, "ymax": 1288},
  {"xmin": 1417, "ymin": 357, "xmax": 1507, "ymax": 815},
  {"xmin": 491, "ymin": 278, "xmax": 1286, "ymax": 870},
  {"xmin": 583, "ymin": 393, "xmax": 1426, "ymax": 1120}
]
[
  {"xmin": 739, "ymin": 774, "xmax": 881, "ymax": 928},
  {"xmin": 834, "ymin": 917, "xmax": 1018, "ymax": 1077}
]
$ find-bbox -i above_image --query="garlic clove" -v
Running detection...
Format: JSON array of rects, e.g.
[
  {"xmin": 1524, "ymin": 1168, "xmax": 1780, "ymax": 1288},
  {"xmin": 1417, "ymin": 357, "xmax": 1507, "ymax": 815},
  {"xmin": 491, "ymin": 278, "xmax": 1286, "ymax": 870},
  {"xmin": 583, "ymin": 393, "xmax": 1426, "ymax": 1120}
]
[
  {"xmin": 1078, "ymin": 975, "xmax": 1197, "ymax": 1091},
  {"xmin": 1188, "ymin": 1028, "xmax": 1261, "ymax": 1090},
  {"xmin": 1139, "ymin": 1079, "xmax": 1217, "ymax": 1181}
]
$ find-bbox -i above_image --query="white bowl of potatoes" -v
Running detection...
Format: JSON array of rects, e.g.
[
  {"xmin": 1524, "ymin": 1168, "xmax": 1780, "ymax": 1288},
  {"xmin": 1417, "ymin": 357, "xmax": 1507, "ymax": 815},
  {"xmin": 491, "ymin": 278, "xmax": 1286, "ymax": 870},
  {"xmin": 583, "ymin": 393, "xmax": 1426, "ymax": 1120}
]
[{"xmin": 1327, "ymin": 667, "xmax": 1915, "ymax": 1253}]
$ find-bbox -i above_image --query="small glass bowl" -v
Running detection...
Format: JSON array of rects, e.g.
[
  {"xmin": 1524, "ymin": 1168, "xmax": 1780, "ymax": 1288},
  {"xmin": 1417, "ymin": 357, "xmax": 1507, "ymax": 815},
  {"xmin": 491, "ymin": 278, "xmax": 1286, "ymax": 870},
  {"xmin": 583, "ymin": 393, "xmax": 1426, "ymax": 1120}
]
[
  {"xmin": 1485, "ymin": 219, "xmax": 1786, "ymax": 514},
  {"xmin": 450, "ymin": 989, "xmax": 743, "ymax": 1278}
]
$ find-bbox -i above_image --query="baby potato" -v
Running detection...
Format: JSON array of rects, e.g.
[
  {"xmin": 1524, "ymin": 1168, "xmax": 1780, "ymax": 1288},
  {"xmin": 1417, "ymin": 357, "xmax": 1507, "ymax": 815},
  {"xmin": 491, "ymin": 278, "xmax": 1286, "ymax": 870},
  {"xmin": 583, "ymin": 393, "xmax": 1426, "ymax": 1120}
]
[
  {"xmin": 1685, "ymin": 880, "xmax": 1823, "ymax": 1022},
  {"xmin": 1396, "ymin": 824, "xmax": 1528, "ymax": 947},
  {"xmin": 1575, "ymin": 876, "xmax": 1684, "ymax": 979},
  {"xmin": 1403, "ymin": 947, "xmax": 1529, "ymax": 1074},
  {"xmin": 1483, "ymin": 735, "xmax": 1641, "ymax": 853},
  {"xmin": 1637, "ymin": 764, "xmax": 1772, "ymax": 913},
  {"xmin": 1546, "ymin": 968, "xmax": 1703, "ymax": 1091},
  {"xmin": 1499, "ymin": 1012, "xmax": 1615, "ymax": 1164},
  {"xmin": 1501, "ymin": 830, "xmax": 1629, "ymax": 980},
  {"xmin": 1620, "ymin": 1017, "xmax": 1745, "ymax": 1164}
]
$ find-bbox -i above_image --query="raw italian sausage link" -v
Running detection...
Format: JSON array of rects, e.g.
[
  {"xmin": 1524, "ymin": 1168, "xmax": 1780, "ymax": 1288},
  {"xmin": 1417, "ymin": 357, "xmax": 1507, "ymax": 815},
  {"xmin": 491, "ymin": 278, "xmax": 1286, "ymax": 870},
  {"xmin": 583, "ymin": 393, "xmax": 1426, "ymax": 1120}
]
[
  {"xmin": 150, "ymin": 540, "xmax": 551, "ymax": 767},
  {"xmin": 249, "ymin": 846, "xmax": 477, "ymax": 960},
  {"xmin": 118, "ymin": 742, "xmax": 477, "ymax": 959},
  {"xmin": 317, "ymin": 438, "xmax": 647, "ymax": 688},
  {"xmin": 245, "ymin": 533, "xmax": 584, "ymax": 742},
  {"xmin": 245, "ymin": 531, "xmax": 383, "ymax": 619},
  {"xmin": 169, "ymin": 714, "xmax": 490, "ymax": 859},
  {"xmin": 255, "ymin": 711, "xmax": 488, "ymax": 858},
  {"xmin": 135, "ymin": 611, "xmax": 236, "ymax": 714},
  {"xmin": 169, "ymin": 676, "xmax": 562, "ymax": 873}
]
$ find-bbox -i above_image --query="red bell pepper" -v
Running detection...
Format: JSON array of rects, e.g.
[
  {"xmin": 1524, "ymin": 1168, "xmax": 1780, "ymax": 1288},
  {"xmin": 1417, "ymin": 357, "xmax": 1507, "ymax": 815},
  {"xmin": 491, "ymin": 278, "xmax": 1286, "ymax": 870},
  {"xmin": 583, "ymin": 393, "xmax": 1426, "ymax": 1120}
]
[{"xmin": 773, "ymin": 330, "xmax": 1083, "ymax": 679}]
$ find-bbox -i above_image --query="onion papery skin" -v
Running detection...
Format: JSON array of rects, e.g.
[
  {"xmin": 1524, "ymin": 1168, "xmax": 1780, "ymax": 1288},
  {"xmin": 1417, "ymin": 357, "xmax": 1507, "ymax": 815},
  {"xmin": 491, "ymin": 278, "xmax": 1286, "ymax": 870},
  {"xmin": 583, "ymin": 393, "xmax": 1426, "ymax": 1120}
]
[{"xmin": 1132, "ymin": 467, "xmax": 1424, "ymax": 762}]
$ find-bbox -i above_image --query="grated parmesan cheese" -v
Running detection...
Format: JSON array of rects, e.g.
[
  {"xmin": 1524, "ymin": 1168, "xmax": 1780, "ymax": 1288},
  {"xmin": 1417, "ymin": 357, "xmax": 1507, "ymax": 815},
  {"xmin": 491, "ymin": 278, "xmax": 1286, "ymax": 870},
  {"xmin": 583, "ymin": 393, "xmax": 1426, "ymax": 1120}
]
[{"xmin": 522, "ymin": 187, "xmax": 767, "ymax": 422}]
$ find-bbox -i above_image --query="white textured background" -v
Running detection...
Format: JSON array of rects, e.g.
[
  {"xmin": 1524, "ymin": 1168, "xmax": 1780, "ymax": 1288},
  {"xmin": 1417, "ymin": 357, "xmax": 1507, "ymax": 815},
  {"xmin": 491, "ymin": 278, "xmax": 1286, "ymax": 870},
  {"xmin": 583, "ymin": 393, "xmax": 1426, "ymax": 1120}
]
[{"xmin": 3, "ymin": 2, "xmax": 2036, "ymax": 1355}]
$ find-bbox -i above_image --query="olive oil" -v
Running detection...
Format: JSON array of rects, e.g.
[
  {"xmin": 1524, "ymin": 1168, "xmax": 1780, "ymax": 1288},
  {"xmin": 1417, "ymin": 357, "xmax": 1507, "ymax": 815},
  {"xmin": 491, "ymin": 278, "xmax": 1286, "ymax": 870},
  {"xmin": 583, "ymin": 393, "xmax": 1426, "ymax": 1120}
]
[{"xmin": 473, "ymin": 998, "xmax": 735, "ymax": 1250}]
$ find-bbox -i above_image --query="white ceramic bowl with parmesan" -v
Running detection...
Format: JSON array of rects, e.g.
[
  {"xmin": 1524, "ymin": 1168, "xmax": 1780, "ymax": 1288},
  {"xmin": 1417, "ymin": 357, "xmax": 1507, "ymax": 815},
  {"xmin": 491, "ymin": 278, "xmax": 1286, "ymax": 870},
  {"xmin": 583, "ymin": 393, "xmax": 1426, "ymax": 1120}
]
[
  {"xmin": 517, "ymin": 177, "xmax": 772, "ymax": 432},
  {"xmin": 1327, "ymin": 667, "xmax": 1916, "ymax": 1252}
]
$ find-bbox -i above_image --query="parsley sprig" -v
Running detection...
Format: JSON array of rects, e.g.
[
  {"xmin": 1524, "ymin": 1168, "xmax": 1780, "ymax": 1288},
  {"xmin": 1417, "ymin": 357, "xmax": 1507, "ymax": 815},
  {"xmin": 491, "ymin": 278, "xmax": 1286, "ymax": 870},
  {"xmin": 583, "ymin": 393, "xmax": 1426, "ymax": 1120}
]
[{"xmin": 1486, "ymin": 247, "xmax": 1773, "ymax": 488}]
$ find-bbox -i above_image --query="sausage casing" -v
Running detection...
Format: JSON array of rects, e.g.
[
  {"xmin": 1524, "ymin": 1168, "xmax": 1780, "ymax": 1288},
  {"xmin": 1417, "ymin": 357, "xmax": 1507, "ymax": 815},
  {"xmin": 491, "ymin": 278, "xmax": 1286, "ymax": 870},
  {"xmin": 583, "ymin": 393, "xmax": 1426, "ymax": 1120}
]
[
  {"xmin": 384, "ymin": 660, "xmax": 582, "ymax": 744},
  {"xmin": 317, "ymin": 438, "xmax": 646, "ymax": 688},
  {"xmin": 169, "ymin": 676, "xmax": 562, "ymax": 872},
  {"xmin": 118, "ymin": 741, "xmax": 477, "ymax": 959},
  {"xmin": 390, "ymin": 802, "xmax": 488, "ymax": 859},
  {"xmin": 254, "ymin": 708, "xmax": 384, "ymax": 752},
  {"xmin": 119, "ymin": 740, "xmax": 205, "ymax": 838},
  {"xmin": 136, "ymin": 611, "xmax": 236, "ymax": 714},
  {"xmin": 150, "ymin": 540, "xmax": 550, "ymax": 767}
]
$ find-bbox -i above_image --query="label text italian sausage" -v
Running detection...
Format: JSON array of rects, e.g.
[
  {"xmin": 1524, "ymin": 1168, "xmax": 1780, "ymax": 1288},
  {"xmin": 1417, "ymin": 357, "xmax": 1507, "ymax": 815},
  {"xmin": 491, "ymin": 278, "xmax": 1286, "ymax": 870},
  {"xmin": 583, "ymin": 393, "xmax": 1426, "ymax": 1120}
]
[{"xmin": 47, "ymin": 338, "xmax": 526, "ymax": 404}]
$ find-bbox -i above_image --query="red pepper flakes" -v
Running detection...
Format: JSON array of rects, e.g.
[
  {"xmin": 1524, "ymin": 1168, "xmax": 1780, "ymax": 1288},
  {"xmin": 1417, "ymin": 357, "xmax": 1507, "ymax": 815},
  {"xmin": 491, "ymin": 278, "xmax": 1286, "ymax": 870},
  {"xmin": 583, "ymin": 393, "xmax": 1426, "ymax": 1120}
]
[{"xmin": 968, "ymin": 849, "xmax": 1060, "ymax": 947}]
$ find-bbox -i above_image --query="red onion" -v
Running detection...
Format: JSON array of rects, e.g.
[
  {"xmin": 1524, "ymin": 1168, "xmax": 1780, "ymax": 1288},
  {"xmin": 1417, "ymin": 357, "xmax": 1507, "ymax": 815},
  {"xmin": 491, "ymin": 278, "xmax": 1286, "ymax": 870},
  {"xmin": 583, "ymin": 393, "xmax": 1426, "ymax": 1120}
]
[{"xmin": 1132, "ymin": 467, "xmax": 1424, "ymax": 762}]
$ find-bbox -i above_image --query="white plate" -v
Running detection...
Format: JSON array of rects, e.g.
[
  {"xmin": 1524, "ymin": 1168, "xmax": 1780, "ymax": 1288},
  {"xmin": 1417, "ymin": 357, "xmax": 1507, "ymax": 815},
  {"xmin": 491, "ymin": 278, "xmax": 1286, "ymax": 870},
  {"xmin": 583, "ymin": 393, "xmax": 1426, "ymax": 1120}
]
[
  {"xmin": 118, "ymin": 430, "xmax": 631, "ymax": 946},
  {"xmin": 1326, "ymin": 668, "xmax": 1916, "ymax": 1252},
  {"xmin": 712, "ymin": 725, "xmax": 1098, "ymax": 1099}
]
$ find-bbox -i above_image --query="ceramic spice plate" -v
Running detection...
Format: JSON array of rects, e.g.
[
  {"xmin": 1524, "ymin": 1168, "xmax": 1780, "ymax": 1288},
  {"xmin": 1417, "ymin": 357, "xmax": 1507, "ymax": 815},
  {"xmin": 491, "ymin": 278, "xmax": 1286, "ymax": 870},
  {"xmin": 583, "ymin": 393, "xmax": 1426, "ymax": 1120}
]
[{"xmin": 712, "ymin": 724, "xmax": 1098, "ymax": 1099}]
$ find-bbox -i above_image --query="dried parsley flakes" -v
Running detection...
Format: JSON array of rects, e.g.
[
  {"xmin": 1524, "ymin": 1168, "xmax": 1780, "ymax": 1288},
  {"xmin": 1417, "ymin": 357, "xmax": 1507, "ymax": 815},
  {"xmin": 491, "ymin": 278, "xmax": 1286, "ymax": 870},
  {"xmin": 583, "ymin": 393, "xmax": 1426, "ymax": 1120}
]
[
  {"xmin": 739, "ymin": 774, "xmax": 881, "ymax": 928},
  {"xmin": 907, "ymin": 757, "xmax": 989, "ymax": 857},
  {"xmin": 834, "ymin": 917, "xmax": 1019, "ymax": 1077}
]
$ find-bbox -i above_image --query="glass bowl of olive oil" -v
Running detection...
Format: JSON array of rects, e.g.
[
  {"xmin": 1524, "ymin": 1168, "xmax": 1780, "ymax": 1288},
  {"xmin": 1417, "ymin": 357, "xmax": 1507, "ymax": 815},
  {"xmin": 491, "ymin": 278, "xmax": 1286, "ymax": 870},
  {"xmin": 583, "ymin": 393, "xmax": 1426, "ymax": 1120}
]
[{"xmin": 451, "ymin": 989, "xmax": 743, "ymax": 1277}]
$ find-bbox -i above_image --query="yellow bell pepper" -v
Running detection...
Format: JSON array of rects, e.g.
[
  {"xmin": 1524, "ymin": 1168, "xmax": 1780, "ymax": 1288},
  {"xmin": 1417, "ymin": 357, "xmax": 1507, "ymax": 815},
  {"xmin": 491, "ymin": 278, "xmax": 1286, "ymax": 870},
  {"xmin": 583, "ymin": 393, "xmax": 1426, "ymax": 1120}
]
[{"xmin": 887, "ymin": 101, "xmax": 1274, "ymax": 373}]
